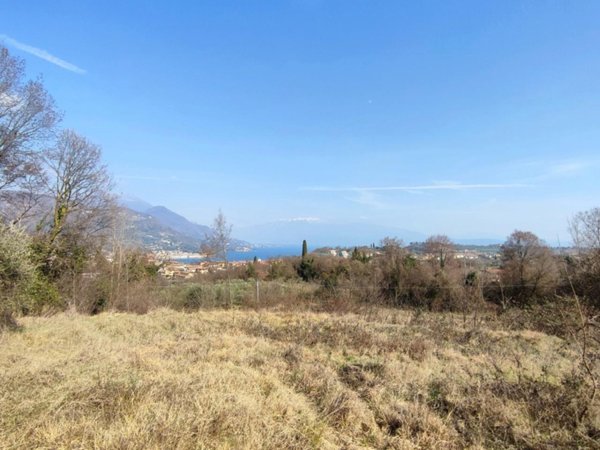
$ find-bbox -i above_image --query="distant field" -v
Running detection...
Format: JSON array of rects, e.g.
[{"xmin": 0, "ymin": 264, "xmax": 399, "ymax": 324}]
[{"xmin": 1, "ymin": 309, "xmax": 597, "ymax": 449}]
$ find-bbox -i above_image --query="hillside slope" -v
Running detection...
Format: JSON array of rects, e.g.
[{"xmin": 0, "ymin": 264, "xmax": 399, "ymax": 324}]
[
  {"xmin": 120, "ymin": 200, "xmax": 251, "ymax": 252},
  {"xmin": 1, "ymin": 309, "xmax": 594, "ymax": 449},
  {"xmin": 123, "ymin": 208, "xmax": 203, "ymax": 252}
]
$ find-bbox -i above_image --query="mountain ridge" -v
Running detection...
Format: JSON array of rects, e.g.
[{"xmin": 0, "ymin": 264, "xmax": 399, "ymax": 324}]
[{"xmin": 119, "ymin": 198, "xmax": 250, "ymax": 252}]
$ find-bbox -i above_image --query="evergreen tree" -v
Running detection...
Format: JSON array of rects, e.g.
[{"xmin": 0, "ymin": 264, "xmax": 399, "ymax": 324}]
[
  {"xmin": 351, "ymin": 247, "xmax": 371, "ymax": 263},
  {"xmin": 297, "ymin": 257, "xmax": 316, "ymax": 282},
  {"xmin": 302, "ymin": 240, "xmax": 308, "ymax": 259}
]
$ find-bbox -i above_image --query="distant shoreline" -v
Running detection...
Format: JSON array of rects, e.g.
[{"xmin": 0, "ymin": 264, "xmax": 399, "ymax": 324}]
[{"xmin": 172, "ymin": 246, "xmax": 300, "ymax": 263}]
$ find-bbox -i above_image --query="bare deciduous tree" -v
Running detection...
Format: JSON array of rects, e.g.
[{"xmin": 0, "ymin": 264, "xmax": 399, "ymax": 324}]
[
  {"xmin": 39, "ymin": 130, "xmax": 114, "ymax": 278},
  {"xmin": 424, "ymin": 234, "xmax": 455, "ymax": 270},
  {"xmin": 109, "ymin": 207, "xmax": 136, "ymax": 308},
  {"xmin": 500, "ymin": 230, "xmax": 558, "ymax": 305},
  {"xmin": 44, "ymin": 130, "xmax": 114, "ymax": 243},
  {"xmin": 0, "ymin": 46, "xmax": 60, "ymax": 222},
  {"xmin": 202, "ymin": 210, "xmax": 232, "ymax": 262},
  {"xmin": 0, "ymin": 166, "xmax": 47, "ymax": 224},
  {"xmin": 569, "ymin": 207, "xmax": 600, "ymax": 251},
  {"xmin": 568, "ymin": 207, "xmax": 600, "ymax": 305},
  {"xmin": 202, "ymin": 210, "xmax": 232, "ymax": 306}
]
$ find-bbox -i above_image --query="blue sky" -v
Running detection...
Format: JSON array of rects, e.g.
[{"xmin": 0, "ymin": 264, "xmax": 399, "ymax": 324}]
[{"xmin": 2, "ymin": 0, "xmax": 600, "ymax": 243}]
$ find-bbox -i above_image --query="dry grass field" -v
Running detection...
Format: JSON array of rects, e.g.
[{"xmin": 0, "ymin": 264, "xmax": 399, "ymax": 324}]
[{"xmin": 1, "ymin": 308, "xmax": 598, "ymax": 449}]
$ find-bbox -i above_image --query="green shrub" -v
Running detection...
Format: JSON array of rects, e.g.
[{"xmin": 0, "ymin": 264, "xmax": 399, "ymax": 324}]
[
  {"xmin": 0, "ymin": 224, "xmax": 36, "ymax": 316},
  {"xmin": 0, "ymin": 224, "xmax": 67, "ymax": 318},
  {"xmin": 182, "ymin": 284, "xmax": 214, "ymax": 309},
  {"xmin": 171, "ymin": 281, "xmax": 253, "ymax": 310},
  {"xmin": 23, "ymin": 275, "xmax": 63, "ymax": 315}
]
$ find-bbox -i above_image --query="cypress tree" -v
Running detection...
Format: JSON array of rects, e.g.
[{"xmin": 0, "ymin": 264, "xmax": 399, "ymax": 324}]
[{"xmin": 302, "ymin": 240, "xmax": 308, "ymax": 259}]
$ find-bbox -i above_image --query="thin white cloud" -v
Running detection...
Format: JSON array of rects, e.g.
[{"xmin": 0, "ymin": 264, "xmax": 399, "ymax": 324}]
[
  {"xmin": 117, "ymin": 174, "xmax": 202, "ymax": 183},
  {"xmin": 511, "ymin": 158, "xmax": 597, "ymax": 183},
  {"xmin": 304, "ymin": 182, "xmax": 532, "ymax": 192},
  {"xmin": 549, "ymin": 161, "xmax": 587, "ymax": 175},
  {"xmin": 346, "ymin": 190, "xmax": 391, "ymax": 209},
  {"xmin": 0, "ymin": 34, "xmax": 86, "ymax": 74},
  {"xmin": 278, "ymin": 217, "xmax": 321, "ymax": 223},
  {"xmin": 533, "ymin": 160, "xmax": 594, "ymax": 181},
  {"xmin": 304, "ymin": 182, "xmax": 532, "ymax": 210}
]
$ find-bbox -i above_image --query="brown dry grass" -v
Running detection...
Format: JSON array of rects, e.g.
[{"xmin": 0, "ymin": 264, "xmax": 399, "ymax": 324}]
[{"xmin": 1, "ymin": 308, "xmax": 598, "ymax": 449}]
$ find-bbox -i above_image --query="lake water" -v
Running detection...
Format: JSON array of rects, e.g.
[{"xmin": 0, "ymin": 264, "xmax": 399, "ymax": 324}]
[{"xmin": 175, "ymin": 246, "xmax": 301, "ymax": 263}]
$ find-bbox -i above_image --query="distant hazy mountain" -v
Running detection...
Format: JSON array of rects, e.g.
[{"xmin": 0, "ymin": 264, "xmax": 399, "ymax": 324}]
[
  {"xmin": 144, "ymin": 206, "xmax": 212, "ymax": 240},
  {"xmin": 118, "ymin": 197, "xmax": 250, "ymax": 252},
  {"xmin": 123, "ymin": 208, "xmax": 203, "ymax": 252},
  {"xmin": 452, "ymin": 238, "xmax": 504, "ymax": 246},
  {"xmin": 120, "ymin": 195, "xmax": 153, "ymax": 214},
  {"xmin": 236, "ymin": 220, "xmax": 426, "ymax": 247}
]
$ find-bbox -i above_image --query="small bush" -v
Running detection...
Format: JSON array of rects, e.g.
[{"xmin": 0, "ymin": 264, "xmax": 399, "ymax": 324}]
[
  {"xmin": 0, "ymin": 224, "xmax": 38, "ymax": 321},
  {"xmin": 0, "ymin": 309, "xmax": 19, "ymax": 331},
  {"xmin": 23, "ymin": 275, "xmax": 63, "ymax": 315},
  {"xmin": 169, "ymin": 281, "xmax": 252, "ymax": 310},
  {"xmin": 497, "ymin": 296, "xmax": 583, "ymax": 338}
]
